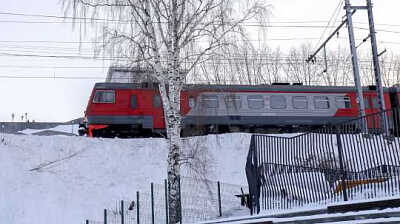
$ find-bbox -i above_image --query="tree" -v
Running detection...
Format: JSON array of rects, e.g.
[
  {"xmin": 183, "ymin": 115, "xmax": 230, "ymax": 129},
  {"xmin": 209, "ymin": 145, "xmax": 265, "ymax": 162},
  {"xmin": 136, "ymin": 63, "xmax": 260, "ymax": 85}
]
[
  {"xmin": 323, "ymin": 46, "xmax": 352, "ymax": 86},
  {"xmin": 63, "ymin": 0, "xmax": 269, "ymax": 222},
  {"xmin": 375, "ymin": 52, "xmax": 400, "ymax": 86},
  {"xmin": 283, "ymin": 44, "xmax": 321, "ymax": 85}
]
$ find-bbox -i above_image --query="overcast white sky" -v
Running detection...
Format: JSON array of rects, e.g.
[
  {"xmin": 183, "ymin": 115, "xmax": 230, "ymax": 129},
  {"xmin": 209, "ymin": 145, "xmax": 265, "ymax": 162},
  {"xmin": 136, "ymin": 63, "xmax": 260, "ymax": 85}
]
[{"xmin": 0, "ymin": 0, "xmax": 399, "ymax": 122}]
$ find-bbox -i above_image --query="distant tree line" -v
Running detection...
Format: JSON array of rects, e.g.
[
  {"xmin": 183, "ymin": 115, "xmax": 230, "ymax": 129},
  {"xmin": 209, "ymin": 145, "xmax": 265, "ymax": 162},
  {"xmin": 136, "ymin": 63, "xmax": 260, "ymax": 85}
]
[{"xmin": 185, "ymin": 43, "xmax": 400, "ymax": 87}]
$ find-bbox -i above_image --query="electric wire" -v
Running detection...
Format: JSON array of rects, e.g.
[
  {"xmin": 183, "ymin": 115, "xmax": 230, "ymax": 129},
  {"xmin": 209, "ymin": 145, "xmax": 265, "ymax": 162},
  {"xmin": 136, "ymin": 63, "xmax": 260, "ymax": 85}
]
[
  {"xmin": 2, "ymin": 10, "xmax": 400, "ymax": 35},
  {"xmin": 314, "ymin": 0, "xmax": 344, "ymax": 50},
  {"xmin": 2, "ymin": 11, "xmax": 400, "ymax": 27},
  {"xmin": 1, "ymin": 38, "xmax": 400, "ymax": 45}
]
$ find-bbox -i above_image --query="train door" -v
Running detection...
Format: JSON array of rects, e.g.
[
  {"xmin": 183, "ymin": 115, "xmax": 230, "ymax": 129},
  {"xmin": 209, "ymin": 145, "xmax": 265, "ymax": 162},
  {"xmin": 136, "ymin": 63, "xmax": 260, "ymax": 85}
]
[
  {"xmin": 389, "ymin": 88, "xmax": 400, "ymax": 136},
  {"xmin": 364, "ymin": 94, "xmax": 380, "ymax": 130},
  {"xmin": 152, "ymin": 92, "xmax": 165, "ymax": 129}
]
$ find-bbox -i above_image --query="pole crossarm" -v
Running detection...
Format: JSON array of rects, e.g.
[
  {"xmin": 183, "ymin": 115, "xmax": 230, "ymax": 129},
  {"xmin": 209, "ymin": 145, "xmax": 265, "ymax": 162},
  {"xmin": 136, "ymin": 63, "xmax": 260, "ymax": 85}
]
[
  {"xmin": 378, "ymin": 49, "xmax": 387, "ymax": 57},
  {"xmin": 356, "ymin": 34, "xmax": 371, "ymax": 48},
  {"xmin": 306, "ymin": 10, "xmax": 356, "ymax": 63}
]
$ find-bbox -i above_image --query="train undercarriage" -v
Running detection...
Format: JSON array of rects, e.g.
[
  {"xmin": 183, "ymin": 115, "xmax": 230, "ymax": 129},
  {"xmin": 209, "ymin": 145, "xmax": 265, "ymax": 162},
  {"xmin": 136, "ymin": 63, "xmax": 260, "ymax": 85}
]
[{"xmin": 79, "ymin": 122, "xmax": 321, "ymax": 138}]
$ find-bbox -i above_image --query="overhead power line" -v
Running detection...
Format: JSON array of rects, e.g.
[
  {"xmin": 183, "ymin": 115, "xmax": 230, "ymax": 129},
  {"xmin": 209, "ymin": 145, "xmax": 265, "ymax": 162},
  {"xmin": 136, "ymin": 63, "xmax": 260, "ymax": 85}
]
[
  {"xmin": 307, "ymin": 10, "xmax": 355, "ymax": 63},
  {"xmin": 314, "ymin": 0, "xmax": 344, "ymax": 50},
  {"xmin": 0, "ymin": 52, "xmax": 132, "ymax": 60},
  {"xmin": 0, "ymin": 38, "xmax": 321, "ymax": 44},
  {"xmin": 0, "ymin": 38, "xmax": 400, "ymax": 45},
  {"xmin": 2, "ymin": 19, "xmax": 400, "ymax": 34},
  {"xmin": 0, "ymin": 65, "xmax": 108, "ymax": 69},
  {"xmin": 0, "ymin": 11, "xmax": 367, "ymax": 25},
  {"xmin": 354, "ymin": 27, "xmax": 400, "ymax": 34},
  {"xmin": 0, "ymin": 50, "xmax": 399, "ymax": 65},
  {"xmin": 2, "ymin": 11, "xmax": 400, "ymax": 27},
  {"xmin": 0, "ymin": 11, "xmax": 120, "ymax": 22},
  {"xmin": 0, "ymin": 19, "xmax": 341, "ymax": 29},
  {"xmin": 0, "ymin": 75, "xmax": 105, "ymax": 79}
]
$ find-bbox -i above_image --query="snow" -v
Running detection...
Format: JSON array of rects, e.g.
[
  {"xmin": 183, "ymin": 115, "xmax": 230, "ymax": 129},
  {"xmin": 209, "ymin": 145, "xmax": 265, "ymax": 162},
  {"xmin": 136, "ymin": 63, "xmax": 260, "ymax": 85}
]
[
  {"xmin": 196, "ymin": 206, "xmax": 326, "ymax": 224},
  {"xmin": 321, "ymin": 218, "xmax": 400, "ymax": 224},
  {"xmin": 197, "ymin": 206, "xmax": 400, "ymax": 224},
  {"xmin": 18, "ymin": 124, "xmax": 80, "ymax": 135},
  {"xmin": 0, "ymin": 133, "xmax": 251, "ymax": 224},
  {"xmin": 269, "ymin": 208, "xmax": 400, "ymax": 223},
  {"xmin": 1, "ymin": 131, "xmax": 399, "ymax": 224},
  {"xmin": 0, "ymin": 134, "xmax": 169, "ymax": 223},
  {"xmin": 329, "ymin": 195, "xmax": 400, "ymax": 206}
]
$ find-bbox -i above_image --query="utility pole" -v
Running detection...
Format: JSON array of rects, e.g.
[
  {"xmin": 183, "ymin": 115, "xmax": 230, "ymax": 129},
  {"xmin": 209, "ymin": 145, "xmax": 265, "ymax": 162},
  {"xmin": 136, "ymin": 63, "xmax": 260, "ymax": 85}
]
[
  {"xmin": 308, "ymin": 0, "xmax": 387, "ymax": 134},
  {"xmin": 366, "ymin": 0, "xmax": 389, "ymax": 135},
  {"xmin": 345, "ymin": 0, "xmax": 367, "ymax": 133}
]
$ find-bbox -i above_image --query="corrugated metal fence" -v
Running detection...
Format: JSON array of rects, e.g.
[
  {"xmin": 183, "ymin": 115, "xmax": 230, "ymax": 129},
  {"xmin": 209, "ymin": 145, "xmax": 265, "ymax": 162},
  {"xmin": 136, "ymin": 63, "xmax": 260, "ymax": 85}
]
[{"xmin": 246, "ymin": 108, "xmax": 400, "ymax": 214}]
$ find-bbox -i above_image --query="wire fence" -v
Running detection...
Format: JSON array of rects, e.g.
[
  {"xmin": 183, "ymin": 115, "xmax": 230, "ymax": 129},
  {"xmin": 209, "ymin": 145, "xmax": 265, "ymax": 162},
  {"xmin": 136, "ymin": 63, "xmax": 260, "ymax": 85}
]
[
  {"xmin": 85, "ymin": 177, "xmax": 247, "ymax": 224},
  {"xmin": 246, "ymin": 107, "xmax": 400, "ymax": 214}
]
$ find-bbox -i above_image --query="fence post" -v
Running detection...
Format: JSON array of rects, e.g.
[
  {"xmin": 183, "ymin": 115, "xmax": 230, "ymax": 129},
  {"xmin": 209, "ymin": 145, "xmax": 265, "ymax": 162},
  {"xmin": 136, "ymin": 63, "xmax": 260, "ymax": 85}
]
[
  {"xmin": 165, "ymin": 179, "xmax": 169, "ymax": 224},
  {"xmin": 121, "ymin": 200, "xmax": 124, "ymax": 224},
  {"xmin": 217, "ymin": 181, "xmax": 222, "ymax": 217},
  {"xmin": 104, "ymin": 209, "xmax": 107, "ymax": 224},
  {"xmin": 137, "ymin": 191, "xmax": 140, "ymax": 224},
  {"xmin": 336, "ymin": 126, "xmax": 348, "ymax": 201},
  {"xmin": 178, "ymin": 176, "xmax": 182, "ymax": 223},
  {"xmin": 151, "ymin": 183, "xmax": 155, "ymax": 224},
  {"xmin": 246, "ymin": 135, "xmax": 260, "ymax": 214}
]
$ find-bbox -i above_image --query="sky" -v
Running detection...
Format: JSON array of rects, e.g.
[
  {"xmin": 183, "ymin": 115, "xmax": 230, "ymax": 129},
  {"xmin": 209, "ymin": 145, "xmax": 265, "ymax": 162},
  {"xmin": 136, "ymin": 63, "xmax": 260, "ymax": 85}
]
[{"xmin": 0, "ymin": 0, "xmax": 399, "ymax": 122}]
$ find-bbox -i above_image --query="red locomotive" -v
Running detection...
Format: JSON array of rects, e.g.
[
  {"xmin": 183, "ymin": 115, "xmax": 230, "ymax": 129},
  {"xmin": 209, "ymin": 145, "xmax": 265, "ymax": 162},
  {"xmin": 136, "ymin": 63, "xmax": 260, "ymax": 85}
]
[{"xmin": 78, "ymin": 68, "xmax": 400, "ymax": 137}]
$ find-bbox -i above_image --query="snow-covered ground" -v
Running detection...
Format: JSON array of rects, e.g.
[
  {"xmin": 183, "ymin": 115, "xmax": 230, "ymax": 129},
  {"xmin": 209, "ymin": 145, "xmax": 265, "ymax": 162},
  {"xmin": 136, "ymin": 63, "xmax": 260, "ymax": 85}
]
[
  {"xmin": 0, "ymin": 133, "xmax": 251, "ymax": 224},
  {"xmin": 1, "ymin": 131, "xmax": 399, "ymax": 224},
  {"xmin": 18, "ymin": 124, "xmax": 80, "ymax": 135},
  {"xmin": 215, "ymin": 207, "xmax": 400, "ymax": 224}
]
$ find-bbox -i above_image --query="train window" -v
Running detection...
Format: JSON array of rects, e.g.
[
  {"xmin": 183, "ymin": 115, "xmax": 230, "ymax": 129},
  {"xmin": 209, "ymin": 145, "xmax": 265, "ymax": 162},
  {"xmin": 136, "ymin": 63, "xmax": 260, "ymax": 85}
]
[
  {"xmin": 93, "ymin": 90, "xmax": 115, "ymax": 103},
  {"xmin": 153, "ymin": 95, "xmax": 162, "ymax": 108},
  {"xmin": 292, "ymin": 96, "xmax": 308, "ymax": 109},
  {"xmin": 270, "ymin": 95, "xmax": 286, "ymax": 109},
  {"xmin": 314, "ymin": 96, "xmax": 330, "ymax": 109},
  {"xmin": 225, "ymin": 95, "xmax": 242, "ymax": 109},
  {"xmin": 131, "ymin": 95, "xmax": 137, "ymax": 108},
  {"xmin": 335, "ymin": 96, "xmax": 351, "ymax": 109},
  {"xmin": 188, "ymin": 96, "xmax": 196, "ymax": 108},
  {"xmin": 247, "ymin": 95, "xmax": 264, "ymax": 109},
  {"xmin": 201, "ymin": 95, "xmax": 218, "ymax": 108}
]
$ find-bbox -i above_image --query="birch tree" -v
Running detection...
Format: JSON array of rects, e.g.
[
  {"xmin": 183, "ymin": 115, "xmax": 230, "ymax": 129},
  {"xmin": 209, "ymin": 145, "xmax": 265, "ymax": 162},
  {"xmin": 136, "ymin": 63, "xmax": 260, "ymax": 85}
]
[
  {"xmin": 63, "ymin": 0, "xmax": 269, "ymax": 222},
  {"xmin": 283, "ymin": 44, "xmax": 321, "ymax": 85},
  {"xmin": 375, "ymin": 52, "xmax": 400, "ymax": 86}
]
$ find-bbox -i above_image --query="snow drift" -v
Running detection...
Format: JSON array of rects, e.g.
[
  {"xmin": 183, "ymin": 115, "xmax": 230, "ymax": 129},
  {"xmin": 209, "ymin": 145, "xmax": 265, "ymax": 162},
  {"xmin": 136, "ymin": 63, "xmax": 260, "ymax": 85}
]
[{"xmin": 0, "ymin": 133, "xmax": 251, "ymax": 224}]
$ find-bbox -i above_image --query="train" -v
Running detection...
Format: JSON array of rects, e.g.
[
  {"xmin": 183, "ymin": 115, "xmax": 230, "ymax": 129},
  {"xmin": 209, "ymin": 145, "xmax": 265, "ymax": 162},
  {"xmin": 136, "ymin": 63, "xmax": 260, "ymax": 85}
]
[{"xmin": 78, "ymin": 80, "xmax": 400, "ymax": 138}]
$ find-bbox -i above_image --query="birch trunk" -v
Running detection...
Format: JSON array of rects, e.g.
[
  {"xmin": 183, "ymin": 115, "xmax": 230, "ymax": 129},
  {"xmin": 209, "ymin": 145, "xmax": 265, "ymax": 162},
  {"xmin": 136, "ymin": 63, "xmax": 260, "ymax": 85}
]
[{"xmin": 158, "ymin": 71, "xmax": 183, "ymax": 223}]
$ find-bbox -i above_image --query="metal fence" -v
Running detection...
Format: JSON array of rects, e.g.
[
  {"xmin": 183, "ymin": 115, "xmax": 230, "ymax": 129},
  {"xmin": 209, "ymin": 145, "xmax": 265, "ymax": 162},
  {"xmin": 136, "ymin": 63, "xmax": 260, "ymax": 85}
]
[
  {"xmin": 246, "ymin": 108, "xmax": 400, "ymax": 214},
  {"xmin": 85, "ymin": 177, "xmax": 247, "ymax": 224}
]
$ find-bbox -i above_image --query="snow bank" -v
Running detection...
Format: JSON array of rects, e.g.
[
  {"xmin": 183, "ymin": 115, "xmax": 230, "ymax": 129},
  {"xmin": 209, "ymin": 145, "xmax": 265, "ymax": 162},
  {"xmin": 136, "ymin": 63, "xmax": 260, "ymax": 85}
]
[
  {"xmin": 18, "ymin": 124, "xmax": 80, "ymax": 135},
  {"xmin": 0, "ymin": 133, "xmax": 252, "ymax": 224}
]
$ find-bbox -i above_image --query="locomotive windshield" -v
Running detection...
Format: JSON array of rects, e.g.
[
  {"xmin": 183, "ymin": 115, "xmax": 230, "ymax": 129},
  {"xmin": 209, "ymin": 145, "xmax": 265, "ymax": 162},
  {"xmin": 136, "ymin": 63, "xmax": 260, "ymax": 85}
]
[{"xmin": 93, "ymin": 90, "xmax": 115, "ymax": 103}]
